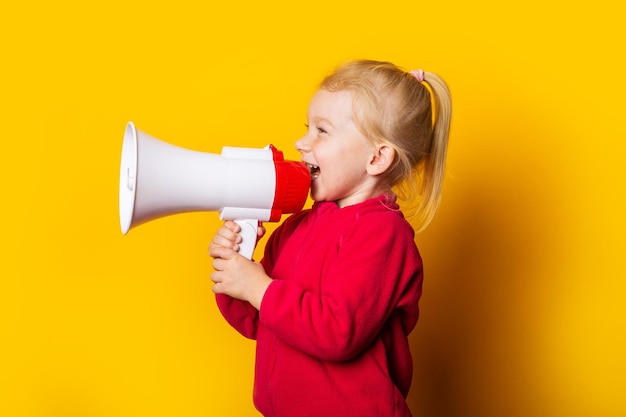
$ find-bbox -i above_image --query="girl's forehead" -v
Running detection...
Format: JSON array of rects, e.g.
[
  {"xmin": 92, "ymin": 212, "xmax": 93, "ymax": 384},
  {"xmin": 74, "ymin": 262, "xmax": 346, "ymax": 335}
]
[{"xmin": 308, "ymin": 89, "xmax": 354, "ymax": 117}]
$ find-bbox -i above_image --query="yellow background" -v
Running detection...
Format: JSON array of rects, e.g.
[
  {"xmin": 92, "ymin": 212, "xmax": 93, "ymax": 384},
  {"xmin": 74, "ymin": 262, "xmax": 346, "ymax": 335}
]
[{"xmin": 2, "ymin": 1, "xmax": 624, "ymax": 416}]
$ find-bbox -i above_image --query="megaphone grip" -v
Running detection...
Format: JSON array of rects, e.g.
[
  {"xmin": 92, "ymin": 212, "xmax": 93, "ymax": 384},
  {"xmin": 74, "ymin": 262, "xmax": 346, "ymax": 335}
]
[{"xmin": 235, "ymin": 219, "xmax": 259, "ymax": 260}]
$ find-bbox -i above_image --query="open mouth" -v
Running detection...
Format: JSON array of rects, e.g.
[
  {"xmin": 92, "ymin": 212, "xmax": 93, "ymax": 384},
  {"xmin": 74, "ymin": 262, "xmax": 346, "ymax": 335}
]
[{"xmin": 305, "ymin": 163, "xmax": 320, "ymax": 180}]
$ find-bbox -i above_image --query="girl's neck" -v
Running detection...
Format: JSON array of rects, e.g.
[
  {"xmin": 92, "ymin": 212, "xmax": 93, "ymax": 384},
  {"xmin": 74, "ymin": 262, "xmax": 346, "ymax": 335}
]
[{"xmin": 333, "ymin": 185, "xmax": 393, "ymax": 209}]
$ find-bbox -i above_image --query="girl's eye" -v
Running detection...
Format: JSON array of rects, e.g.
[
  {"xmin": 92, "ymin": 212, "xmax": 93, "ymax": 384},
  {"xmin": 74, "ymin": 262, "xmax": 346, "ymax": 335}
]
[{"xmin": 304, "ymin": 123, "xmax": 327, "ymax": 135}]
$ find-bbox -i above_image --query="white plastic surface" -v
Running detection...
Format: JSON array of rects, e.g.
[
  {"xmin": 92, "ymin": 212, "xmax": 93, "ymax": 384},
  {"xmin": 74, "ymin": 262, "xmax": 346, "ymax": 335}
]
[
  {"xmin": 119, "ymin": 122, "xmax": 139, "ymax": 234},
  {"xmin": 234, "ymin": 219, "xmax": 259, "ymax": 260},
  {"xmin": 118, "ymin": 122, "xmax": 278, "ymax": 233},
  {"xmin": 118, "ymin": 122, "xmax": 285, "ymax": 261}
]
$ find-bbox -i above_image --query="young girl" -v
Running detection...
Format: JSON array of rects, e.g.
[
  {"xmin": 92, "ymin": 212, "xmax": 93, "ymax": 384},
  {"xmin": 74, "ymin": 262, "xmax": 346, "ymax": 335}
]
[{"xmin": 209, "ymin": 60, "xmax": 451, "ymax": 417}]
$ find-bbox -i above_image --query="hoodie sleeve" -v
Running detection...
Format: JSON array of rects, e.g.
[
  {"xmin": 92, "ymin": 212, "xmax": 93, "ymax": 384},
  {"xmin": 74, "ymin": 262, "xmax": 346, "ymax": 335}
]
[
  {"xmin": 215, "ymin": 294, "xmax": 259, "ymax": 340},
  {"xmin": 258, "ymin": 211, "xmax": 423, "ymax": 362}
]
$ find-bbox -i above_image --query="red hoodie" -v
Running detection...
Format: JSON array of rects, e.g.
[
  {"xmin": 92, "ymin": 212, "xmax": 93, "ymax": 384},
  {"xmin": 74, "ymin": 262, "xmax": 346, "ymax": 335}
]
[{"xmin": 216, "ymin": 194, "xmax": 423, "ymax": 417}]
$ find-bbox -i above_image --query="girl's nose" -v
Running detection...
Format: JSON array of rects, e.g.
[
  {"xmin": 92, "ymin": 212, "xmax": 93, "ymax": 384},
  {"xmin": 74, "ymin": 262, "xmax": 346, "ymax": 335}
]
[{"xmin": 295, "ymin": 135, "xmax": 310, "ymax": 153}]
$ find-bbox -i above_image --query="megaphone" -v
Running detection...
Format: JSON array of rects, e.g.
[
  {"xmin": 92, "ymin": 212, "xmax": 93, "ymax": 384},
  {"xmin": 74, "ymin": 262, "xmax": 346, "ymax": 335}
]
[{"xmin": 119, "ymin": 121, "xmax": 310, "ymax": 259}]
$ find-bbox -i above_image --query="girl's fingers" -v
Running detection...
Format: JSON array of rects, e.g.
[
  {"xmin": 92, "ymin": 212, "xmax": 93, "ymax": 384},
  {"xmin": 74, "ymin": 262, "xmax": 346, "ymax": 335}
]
[{"xmin": 210, "ymin": 245, "xmax": 237, "ymax": 261}]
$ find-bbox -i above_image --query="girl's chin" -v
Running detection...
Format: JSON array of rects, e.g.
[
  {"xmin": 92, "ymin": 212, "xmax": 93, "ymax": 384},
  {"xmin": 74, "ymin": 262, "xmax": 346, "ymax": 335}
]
[{"xmin": 309, "ymin": 186, "xmax": 323, "ymax": 201}]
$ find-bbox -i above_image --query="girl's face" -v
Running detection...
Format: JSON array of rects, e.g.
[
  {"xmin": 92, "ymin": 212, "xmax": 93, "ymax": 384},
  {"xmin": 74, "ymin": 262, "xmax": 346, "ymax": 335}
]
[{"xmin": 295, "ymin": 89, "xmax": 384, "ymax": 208}]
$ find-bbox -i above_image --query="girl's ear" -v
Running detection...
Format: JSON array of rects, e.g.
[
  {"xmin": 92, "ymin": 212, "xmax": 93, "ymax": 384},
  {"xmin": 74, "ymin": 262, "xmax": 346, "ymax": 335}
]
[{"xmin": 367, "ymin": 144, "xmax": 395, "ymax": 176}]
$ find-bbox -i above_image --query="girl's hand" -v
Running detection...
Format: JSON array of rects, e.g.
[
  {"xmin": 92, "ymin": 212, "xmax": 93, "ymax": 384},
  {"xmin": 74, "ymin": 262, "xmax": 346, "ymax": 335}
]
[
  {"xmin": 209, "ymin": 220, "xmax": 271, "ymax": 310},
  {"xmin": 209, "ymin": 220, "xmax": 266, "ymax": 254}
]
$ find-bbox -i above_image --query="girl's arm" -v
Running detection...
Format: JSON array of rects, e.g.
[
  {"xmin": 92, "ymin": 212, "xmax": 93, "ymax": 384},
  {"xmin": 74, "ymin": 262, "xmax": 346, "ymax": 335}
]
[
  {"xmin": 210, "ymin": 221, "xmax": 268, "ymax": 339},
  {"xmin": 258, "ymin": 215, "xmax": 423, "ymax": 361},
  {"xmin": 215, "ymin": 294, "xmax": 259, "ymax": 340}
]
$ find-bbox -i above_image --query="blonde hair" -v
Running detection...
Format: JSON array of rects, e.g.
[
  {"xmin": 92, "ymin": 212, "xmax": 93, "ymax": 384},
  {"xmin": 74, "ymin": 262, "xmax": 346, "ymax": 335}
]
[{"xmin": 320, "ymin": 60, "xmax": 452, "ymax": 232}]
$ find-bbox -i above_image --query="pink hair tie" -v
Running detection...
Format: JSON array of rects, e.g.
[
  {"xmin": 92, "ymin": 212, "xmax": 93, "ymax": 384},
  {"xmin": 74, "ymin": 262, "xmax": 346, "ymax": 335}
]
[{"xmin": 409, "ymin": 69, "xmax": 425, "ymax": 82}]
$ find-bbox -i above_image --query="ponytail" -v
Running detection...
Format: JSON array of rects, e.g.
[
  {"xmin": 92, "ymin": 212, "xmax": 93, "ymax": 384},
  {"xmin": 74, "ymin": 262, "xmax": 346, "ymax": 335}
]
[{"xmin": 414, "ymin": 72, "xmax": 452, "ymax": 232}]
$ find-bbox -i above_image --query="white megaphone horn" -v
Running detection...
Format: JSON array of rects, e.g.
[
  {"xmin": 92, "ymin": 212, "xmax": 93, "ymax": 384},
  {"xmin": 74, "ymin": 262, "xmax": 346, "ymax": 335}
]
[{"xmin": 119, "ymin": 121, "xmax": 311, "ymax": 259}]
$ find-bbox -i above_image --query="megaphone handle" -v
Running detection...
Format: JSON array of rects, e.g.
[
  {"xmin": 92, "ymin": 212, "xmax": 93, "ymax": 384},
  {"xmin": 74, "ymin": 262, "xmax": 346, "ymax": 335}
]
[{"xmin": 234, "ymin": 219, "xmax": 258, "ymax": 260}]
